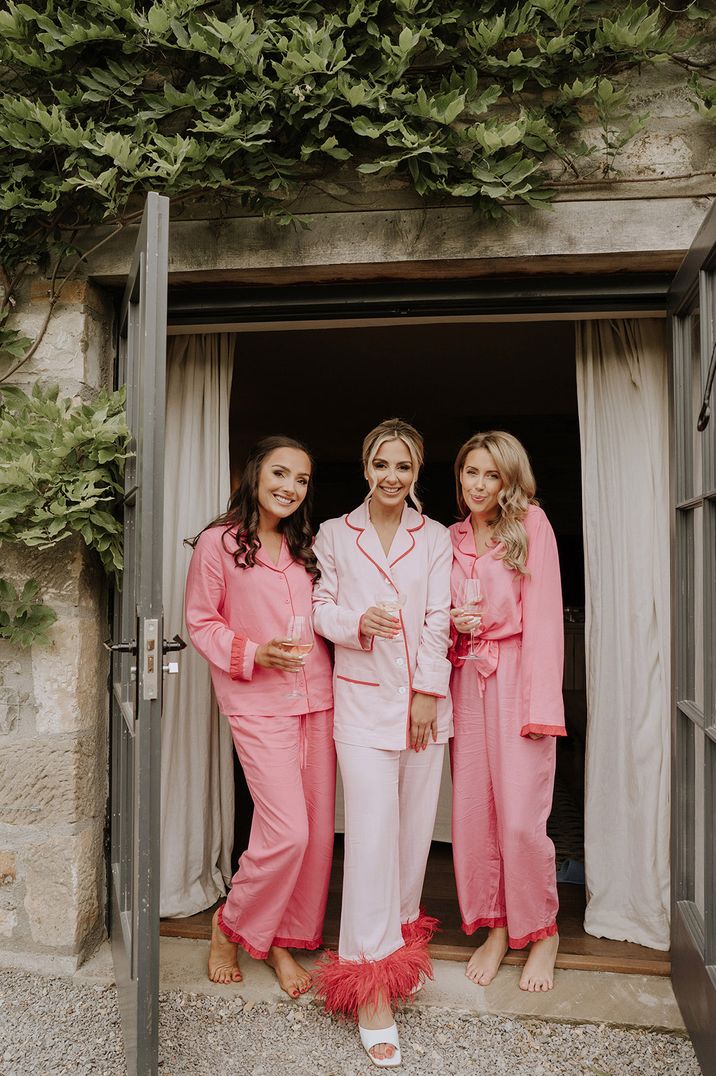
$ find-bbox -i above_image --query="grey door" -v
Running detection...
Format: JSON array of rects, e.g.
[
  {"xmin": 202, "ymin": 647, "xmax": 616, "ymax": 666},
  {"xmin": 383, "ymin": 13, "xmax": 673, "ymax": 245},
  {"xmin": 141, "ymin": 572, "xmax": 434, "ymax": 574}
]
[
  {"xmin": 109, "ymin": 193, "xmax": 169, "ymax": 1076},
  {"xmin": 669, "ymin": 202, "xmax": 716, "ymax": 1074}
]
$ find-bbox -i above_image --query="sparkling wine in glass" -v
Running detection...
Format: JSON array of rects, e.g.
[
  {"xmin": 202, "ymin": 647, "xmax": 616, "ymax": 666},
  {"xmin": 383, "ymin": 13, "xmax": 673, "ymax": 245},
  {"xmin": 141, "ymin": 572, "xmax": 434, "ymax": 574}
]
[
  {"xmin": 457, "ymin": 577, "xmax": 483, "ymax": 661},
  {"xmin": 284, "ymin": 614, "xmax": 314, "ymax": 699},
  {"xmin": 373, "ymin": 587, "xmax": 406, "ymax": 640}
]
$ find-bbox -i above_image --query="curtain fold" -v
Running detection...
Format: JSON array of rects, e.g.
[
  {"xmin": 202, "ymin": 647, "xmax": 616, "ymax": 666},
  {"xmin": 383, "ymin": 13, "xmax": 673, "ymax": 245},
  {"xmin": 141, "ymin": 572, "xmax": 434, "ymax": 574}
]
[
  {"xmin": 160, "ymin": 333, "xmax": 236, "ymax": 918},
  {"xmin": 575, "ymin": 319, "xmax": 670, "ymax": 950}
]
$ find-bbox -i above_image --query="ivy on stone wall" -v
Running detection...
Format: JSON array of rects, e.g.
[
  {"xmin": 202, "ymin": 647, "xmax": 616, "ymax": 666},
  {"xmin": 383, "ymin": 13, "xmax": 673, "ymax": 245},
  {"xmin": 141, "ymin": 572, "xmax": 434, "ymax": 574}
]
[
  {"xmin": 0, "ymin": 577, "xmax": 57, "ymax": 647},
  {"xmin": 0, "ymin": 383, "xmax": 130, "ymax": 593}
]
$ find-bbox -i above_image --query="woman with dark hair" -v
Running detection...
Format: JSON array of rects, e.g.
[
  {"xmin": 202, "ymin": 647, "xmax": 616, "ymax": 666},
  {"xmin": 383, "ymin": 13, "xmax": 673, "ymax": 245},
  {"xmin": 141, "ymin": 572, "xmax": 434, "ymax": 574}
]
[
  {"xmin": 184, "ymin": 436, "xmax": 335, "ymax": 998},
  {"xmin": 449, "ymin": 431, "xmax": 565, "ymax": 993}
]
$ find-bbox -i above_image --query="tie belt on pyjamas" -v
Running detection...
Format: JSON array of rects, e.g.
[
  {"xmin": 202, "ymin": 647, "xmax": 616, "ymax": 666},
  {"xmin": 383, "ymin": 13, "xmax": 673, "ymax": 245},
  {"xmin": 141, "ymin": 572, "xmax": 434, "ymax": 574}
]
[{"xmin": 471, "ymin": 634, "xmax": 521, "ymax": 696}]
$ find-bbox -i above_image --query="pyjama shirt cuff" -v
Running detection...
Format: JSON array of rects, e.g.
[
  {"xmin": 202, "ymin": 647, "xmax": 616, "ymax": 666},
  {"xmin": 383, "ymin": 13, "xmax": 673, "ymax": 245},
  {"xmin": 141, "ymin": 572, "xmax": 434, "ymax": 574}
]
[
  {"xmin": 520, "ymin": 723, "xmax": 567, "ymax": 737},
  {"xmin": 229, "ymin": 634, "xmax": 259, "ymax": 681}
]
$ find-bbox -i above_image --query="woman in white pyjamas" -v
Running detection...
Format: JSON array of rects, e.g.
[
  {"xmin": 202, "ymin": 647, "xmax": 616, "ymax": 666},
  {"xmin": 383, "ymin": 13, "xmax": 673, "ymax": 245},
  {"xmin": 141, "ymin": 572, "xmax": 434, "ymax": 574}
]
[{"xmin": 312, "ymin": 418, "xmax": 452, "ymax": 1068}]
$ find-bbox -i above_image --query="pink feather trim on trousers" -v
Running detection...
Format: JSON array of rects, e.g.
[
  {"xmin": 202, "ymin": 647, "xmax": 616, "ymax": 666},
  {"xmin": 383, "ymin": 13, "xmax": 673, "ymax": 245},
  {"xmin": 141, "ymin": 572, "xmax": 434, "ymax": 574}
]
[
  {"xmin": 401, "ymin": 907, "xmax": 440, "ymax": 945},
  {"xmin": 313, "ymin": 939, "xmax": 434, "ymax": 1020}
]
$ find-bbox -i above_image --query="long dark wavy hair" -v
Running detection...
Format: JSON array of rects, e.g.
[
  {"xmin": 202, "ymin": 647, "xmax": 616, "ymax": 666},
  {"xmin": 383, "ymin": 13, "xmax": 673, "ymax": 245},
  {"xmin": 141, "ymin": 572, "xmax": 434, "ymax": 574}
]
[{"xmin": 188, "ymin": 435, "xmax": 320, "ymax": 582}]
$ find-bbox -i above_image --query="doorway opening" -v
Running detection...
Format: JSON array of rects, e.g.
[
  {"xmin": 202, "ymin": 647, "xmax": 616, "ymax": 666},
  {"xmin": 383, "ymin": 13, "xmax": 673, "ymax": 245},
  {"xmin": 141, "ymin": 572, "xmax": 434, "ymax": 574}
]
[{"xmin": 160, "ymin": 315, "xmax": 669, "ymax": 976}]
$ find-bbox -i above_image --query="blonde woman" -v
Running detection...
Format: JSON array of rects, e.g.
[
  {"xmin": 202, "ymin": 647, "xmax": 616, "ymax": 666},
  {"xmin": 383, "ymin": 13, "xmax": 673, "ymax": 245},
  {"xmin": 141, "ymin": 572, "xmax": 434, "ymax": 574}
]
[
  {"xmin": 312, "ymin": 419, "xmax": 452, "ymax": 1068},
  {"xmin": 449, "ymin": 432, "xmax": 565, "ymax": 993}
]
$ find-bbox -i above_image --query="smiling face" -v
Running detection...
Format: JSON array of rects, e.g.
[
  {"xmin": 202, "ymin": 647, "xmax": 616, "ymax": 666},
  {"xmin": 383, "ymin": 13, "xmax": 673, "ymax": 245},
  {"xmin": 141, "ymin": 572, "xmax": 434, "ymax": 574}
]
[
  {"xmin": 366, "ymin": 438, "xmax": 414, "ymax": 511},
  {"xmin": 257, "ymin": 447, "xmax": 311, "ymax": 527},
  {"xmin": 460, "ymin": 447, "xmax": 504, "ymax": 520}
]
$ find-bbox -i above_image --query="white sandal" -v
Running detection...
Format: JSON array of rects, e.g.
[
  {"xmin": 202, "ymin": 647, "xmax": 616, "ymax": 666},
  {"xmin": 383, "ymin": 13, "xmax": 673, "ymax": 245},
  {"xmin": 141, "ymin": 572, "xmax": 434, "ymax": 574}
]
[{"xmin": 358, "ymin": 1023, "xmax": 401, "ymax": 1068}]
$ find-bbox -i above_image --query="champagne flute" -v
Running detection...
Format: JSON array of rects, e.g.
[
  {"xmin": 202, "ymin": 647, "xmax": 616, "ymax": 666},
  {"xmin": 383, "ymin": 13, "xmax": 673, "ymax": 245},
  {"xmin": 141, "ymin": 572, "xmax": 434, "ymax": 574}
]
[
  {"xmin": 284, "ymin": 615, "xmax": 314, "ymax": 699},
  {"xmin": 457, "ymin": 578, "xmax": 483, "ymax": 661},
  {"xmin": 373, "ymin": 587, "xmax": 406, "ymax": 640}
]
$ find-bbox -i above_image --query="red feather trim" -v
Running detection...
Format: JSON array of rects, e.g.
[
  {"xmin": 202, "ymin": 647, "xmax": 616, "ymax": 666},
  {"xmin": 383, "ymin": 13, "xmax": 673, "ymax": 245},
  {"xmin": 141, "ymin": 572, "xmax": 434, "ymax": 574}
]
[
  {"xmin": 401, "ymin": 907, "xmax": 440, "ymax": 944},
  {"xmin": 313, "ymin": 940, "xmax": 433, "ymax": 1020}
]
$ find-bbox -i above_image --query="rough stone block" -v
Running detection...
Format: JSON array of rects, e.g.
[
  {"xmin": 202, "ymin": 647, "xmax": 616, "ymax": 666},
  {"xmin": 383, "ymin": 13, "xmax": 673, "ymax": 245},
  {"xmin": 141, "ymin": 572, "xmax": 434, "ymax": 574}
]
[
  {"xmin": 30, "ymin": 279, "xmax": 87, "ymax": 305},
  {"xmin": 0, "ymin": 908, "xmax": 17, "ymax": 938},
  {"xmin": 0, "ymin": 850, "xmax": 16, "ymax": 884},
  {"xmin": 0, "ymin": 652, "xmax": 34, "ymax": 729},
  {"xmin": 11, "ymin": 302, "xmax": 90, "ymax": 386},
  {"xmin": 0, "ymin": 537, "xmax": 103, "ymax": 614},
  {"xmin": 32, "ymin": 615, "xmax": 105, "ymax": 737},
  {"xmin": 23, "ymin": 827, "xmax": 101, "ymax": 949},
  {"xmin": 0, "ymin": 735, "xmax": 102, "ymax": 825}
]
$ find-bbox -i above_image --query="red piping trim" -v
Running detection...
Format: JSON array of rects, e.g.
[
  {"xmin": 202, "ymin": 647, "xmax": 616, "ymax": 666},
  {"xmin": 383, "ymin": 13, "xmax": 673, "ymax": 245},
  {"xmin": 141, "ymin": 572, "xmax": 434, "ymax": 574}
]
[
  {"xmin": 462, "ymin": 915, "xmax": 508, "ymax": 935},
  {"xmin": 389, "ymin": 513, "xmax": 424, "ymax": 567},
  {"xmin": 354, "ymin": 529, "xmax": 394, "ymax": 587},
  {"xmin": 400, "ymin": 607, "xmax": 414, "ymax": 749},
  {"xmin": 521, "ymin": 724, "xmax": 567, "ymax": 737},
  {"xmin": 229, "ymin": 634, "xmax": 248, "ymax": 681},
  {"xmin": 336, "ymin": 675, "xmax": 380, "ymax": 687},
  {"xmin": 456, "ymin": 518, "xmax": 476, "ymax": 559},
  {"xmin": 508, "ymin": 921, "xmax": 558, "ymax": 950}
]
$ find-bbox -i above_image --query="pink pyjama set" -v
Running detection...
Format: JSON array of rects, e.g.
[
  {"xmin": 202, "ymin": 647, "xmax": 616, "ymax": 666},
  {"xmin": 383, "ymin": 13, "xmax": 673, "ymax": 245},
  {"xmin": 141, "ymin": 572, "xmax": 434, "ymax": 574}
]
[
  {"xmin": 185, "ymin": 525, "xmax": 335, "ymax": 959},
  {"xmin": 449, "ymin": 505, "xmax": 566, "ymax": 949}
]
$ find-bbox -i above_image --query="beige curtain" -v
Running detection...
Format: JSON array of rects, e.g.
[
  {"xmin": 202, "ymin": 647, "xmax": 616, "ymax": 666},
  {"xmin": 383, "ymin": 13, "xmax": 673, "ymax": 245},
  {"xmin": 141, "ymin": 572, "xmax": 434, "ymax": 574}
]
[
  {"xmin": 575, "ymin": 319, "xmax": 670, "ymax": 950},
  {"xmin": 160, "ymin": 334, "xmax": 236, "ymax": 918}
]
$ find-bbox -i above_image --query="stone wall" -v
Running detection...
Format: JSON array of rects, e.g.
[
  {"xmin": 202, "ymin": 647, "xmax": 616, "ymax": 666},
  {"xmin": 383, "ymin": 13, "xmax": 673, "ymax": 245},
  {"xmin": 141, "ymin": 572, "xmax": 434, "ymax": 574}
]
[{"xmin": 0, "ymin": 283, "xmax": 113, "ymax": 973}]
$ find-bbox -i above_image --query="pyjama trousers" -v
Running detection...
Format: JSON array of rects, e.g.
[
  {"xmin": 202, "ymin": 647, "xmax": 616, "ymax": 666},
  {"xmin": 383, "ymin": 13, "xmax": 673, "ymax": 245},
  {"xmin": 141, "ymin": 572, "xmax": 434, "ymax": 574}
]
[
  {"xmin": 314, "ymin": 740, "xmax": 444, "ymax": 1017},
  {"xmin": 218, "ymin": 709, "xmax": 336, "ymax": 959},
  {"xmin": 451, "ymin": 640, "xmax": 559, "ymax": 949}
]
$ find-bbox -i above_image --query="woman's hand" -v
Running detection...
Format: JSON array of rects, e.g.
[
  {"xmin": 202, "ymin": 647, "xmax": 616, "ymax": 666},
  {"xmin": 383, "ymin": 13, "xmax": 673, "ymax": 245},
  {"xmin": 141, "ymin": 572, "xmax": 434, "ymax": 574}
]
[
  {"xmin": 359, "ymin": 606, "xmax": 400, "ymax": 640},
  {"xmin": 254, "ymin": 638, "xmax": 305, "ymax": 671},
  {"xmin": 527, "ymin": 732, "xmax": 545, "ymax": 741},
  {"xmin": 410, "ymin": 692, "xmax": 438, "ymax": 751},
  {"xmin": 450, "ymin": 607, "xmax": 482, "ymax": 635}
]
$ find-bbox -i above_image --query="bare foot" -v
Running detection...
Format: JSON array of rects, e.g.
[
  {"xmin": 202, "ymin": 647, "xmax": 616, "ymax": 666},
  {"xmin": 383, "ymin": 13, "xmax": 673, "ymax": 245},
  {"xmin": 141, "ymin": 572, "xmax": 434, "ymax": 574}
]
[
  {"xmin": 465, "ymin": 926, "xmax": 508, "ymax": 986},
  {"xmin": 207, "ymin": 908, "xmax": 243, "ymax": 984},
  {"xmin": 519, "ymin": 932, "xmax": 559, "ymax": 992},
  {"xmin": 358, "ymin": 994, "xmax": 396, "ymax": 1062},
  {"xmin": 265, "ymin": 946, "xmax": 312, "ymax": 999}
]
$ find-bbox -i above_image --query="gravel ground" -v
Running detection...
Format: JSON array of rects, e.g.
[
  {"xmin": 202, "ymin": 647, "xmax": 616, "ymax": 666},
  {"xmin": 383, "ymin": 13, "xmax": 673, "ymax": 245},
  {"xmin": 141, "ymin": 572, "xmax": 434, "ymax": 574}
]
[{"xmin": 0, "ymin": 969, "xmax": 701, "ymax": 1076}]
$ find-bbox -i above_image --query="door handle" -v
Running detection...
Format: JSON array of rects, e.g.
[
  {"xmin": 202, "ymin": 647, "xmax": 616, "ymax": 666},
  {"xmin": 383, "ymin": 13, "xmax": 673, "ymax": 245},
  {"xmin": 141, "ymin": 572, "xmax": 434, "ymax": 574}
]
[
  {"xmin": 104, "ymin": 639, "xmax": 137, "ymax": 654},
  {"xmin": 162, "ymin": 634, "xmax": 186, "ymax": 654}
]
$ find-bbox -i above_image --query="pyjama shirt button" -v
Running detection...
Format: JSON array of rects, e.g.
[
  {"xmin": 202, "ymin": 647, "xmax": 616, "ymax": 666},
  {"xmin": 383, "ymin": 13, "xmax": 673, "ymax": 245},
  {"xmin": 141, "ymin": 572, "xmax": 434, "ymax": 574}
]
[
  {"xmin": 398, "ymin": 686, "xmax": 406, "ymax": 695},
  {"xmin": 395, "ymin": 657, "xmax": 404, "ymax": 666}
]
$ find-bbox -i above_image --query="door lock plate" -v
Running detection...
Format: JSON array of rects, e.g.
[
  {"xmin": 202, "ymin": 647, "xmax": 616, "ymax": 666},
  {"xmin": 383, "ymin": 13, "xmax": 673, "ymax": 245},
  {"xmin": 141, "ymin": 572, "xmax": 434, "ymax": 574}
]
[{"xmin": 143, "ymin": 618, "xmax": 159, "ymax": 700}]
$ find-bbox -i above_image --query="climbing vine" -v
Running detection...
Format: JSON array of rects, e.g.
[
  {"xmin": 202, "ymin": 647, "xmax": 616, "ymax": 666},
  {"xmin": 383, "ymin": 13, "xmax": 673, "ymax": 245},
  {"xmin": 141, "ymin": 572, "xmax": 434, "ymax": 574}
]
[
  {"xmin": 0, "ymin": 1, "xmax": 713, "ymax": 643},
  {"xmin": 0, "ymin": 0, "xmax": 714, "ymax": 377}
]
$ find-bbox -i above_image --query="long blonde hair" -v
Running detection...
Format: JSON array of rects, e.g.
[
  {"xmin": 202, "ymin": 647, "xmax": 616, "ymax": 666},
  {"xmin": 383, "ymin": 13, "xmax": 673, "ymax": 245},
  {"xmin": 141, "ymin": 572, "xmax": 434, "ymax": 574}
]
[
  {"xmin": 362, "ymin": 418, "xmax": 424, "ymax": 512},
  {"xmin": 454, "ymin": 431, "xmax": 536, "ymax": 574}
]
